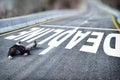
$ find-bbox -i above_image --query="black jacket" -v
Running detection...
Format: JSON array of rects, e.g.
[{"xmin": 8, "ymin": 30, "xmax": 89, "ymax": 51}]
[{"xmin": 8, "ymin": 45, "xmax": 26, "ymax": 57}]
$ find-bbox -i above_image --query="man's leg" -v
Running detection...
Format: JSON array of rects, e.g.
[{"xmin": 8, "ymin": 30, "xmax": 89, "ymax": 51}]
[{"xmin": 25, "ymin": 41, "xmax": 37, "ymax": 50}]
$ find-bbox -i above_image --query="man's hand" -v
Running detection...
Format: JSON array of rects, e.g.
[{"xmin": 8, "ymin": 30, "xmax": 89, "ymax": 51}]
[
  {"xmin": 8, "ymin": 56, "xmax": 13, "ymax": 60},
  {"xmin": 23, "ymin": 53, "xmax": 28, "ymax": 56}
]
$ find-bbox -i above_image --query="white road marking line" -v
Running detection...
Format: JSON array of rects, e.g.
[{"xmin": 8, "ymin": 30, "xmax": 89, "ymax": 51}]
[
  {"xmin": 5, "ymin": 27, "xmax": 40, "ymax": 40},
  {"xmin": 15, "ymin": 27, "xmax": 40, "ymax": 36},
  {"xmin": 14, "ymin": 28, "xmax": 44, "ymax": 40},
  {"xmin": 20, "ymin": 28, "xmax": 51, "ymax": 42},
  {"xmin": 42, "ymin": 24, "xmax": 119, "ymax": 31},
  {"xmin": 38, "ymin": 29, "xmax": 64, "ymax": 45},
  {"xmin": 26, "ymin": 29, "xmax": 55, "ymax": 43},
  {"xmin": 39, "ymin": 46, "xmax": 54, "ymax": 55},
  {"xmin": 19, "ymin": 31, "xmax": 28, "ymax": 35},
  {"xmin": 5, "ymin": 35, "xmax": 17, "ymax": 39}
]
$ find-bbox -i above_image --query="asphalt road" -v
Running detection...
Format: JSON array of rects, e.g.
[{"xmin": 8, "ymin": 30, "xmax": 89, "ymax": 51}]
[{"xmin": 0, "ymin": 0, "xmax": 120, "ymax": 80}]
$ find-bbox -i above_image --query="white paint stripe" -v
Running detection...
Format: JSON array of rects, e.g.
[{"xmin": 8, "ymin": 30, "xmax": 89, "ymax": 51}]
[
  {"xmin": 20, "ymin": 28, "xmax": 50, "ymax": 42},
  {"xmin": 39, "ymin": 46, "xmax": 54, "ymax": 55},
  {"xmin": 19, "ymin": 31, "xmax": 28, "ymax": 35},
  {"xmin": 31, "ymin": 27, "xmax": 40, "ymax": 30},
  {"xmin": 14, "ymin": 28, "xmax": 40, "ymax": 40},
  {"xmin": 42, "ymin": 24, "xmax": 119, "ymax": 31},
  {"xmin": 14, "ymin": 28, "xmax": 44, "ymax": 40},
  {"xmin": 17, "ymin": 27, "xmax": 40, "ymax": 36},
  {"xmin": 26, "ymin": 29, "xmax": 55, "ymax": 43},
  {"xmin": 5, "ymin": 35, "xmax": 17, "ymax": 39},
  {"xmin": 38, "ymin": 29, "xmax": 64, "ymax": 45},
  {"xmin": 5, "ymin": 28, "xmax": 39, "ymax": 40}
]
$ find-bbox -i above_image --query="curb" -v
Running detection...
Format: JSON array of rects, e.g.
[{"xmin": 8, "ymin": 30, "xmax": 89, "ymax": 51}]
[{"xmin": 0, "ymin": 9, "xmax": 83, "ymax": 34}]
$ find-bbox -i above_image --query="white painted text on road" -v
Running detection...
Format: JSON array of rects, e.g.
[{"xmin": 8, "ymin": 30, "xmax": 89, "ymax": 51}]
[{"xmin": 5, "ymin": 25, "xmax": 120, "ymax": 58}]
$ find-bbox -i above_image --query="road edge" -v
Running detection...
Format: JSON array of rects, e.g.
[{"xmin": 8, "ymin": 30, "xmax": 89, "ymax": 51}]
[
  {"xmin": 112, "ymin": 16, "xmax": 120, "ymax": 32},
  {"xmin": 0, "ymin": 16, "xmax": 69, "ymax": 37}
]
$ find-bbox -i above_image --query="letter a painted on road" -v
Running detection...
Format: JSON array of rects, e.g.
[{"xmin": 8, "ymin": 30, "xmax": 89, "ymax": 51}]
[{"xmin": 65, "ymin": 31, "xmax": 91, "ymax": 49}]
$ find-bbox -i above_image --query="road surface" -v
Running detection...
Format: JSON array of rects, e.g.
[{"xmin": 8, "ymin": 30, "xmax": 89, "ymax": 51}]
[{"xmin": 0, "ymin": 0, "xmax": 120, "ymax": 80}]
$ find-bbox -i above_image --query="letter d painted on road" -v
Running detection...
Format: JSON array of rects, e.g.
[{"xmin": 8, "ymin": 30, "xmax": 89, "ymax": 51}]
[{"xmin": 104, "ymin": 33, "xmax": 120, "ymax": 57}]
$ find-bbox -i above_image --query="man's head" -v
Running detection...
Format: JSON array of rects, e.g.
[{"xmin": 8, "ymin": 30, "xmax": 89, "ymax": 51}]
[{"xmin": 8, "ymin": 46, "xmax": 17, "ymax": 60}]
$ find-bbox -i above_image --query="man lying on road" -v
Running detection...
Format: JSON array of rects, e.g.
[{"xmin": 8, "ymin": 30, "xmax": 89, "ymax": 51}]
[{"xmin": 8, "ymin": 41, "xmax": 37, "ymax": 60}]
